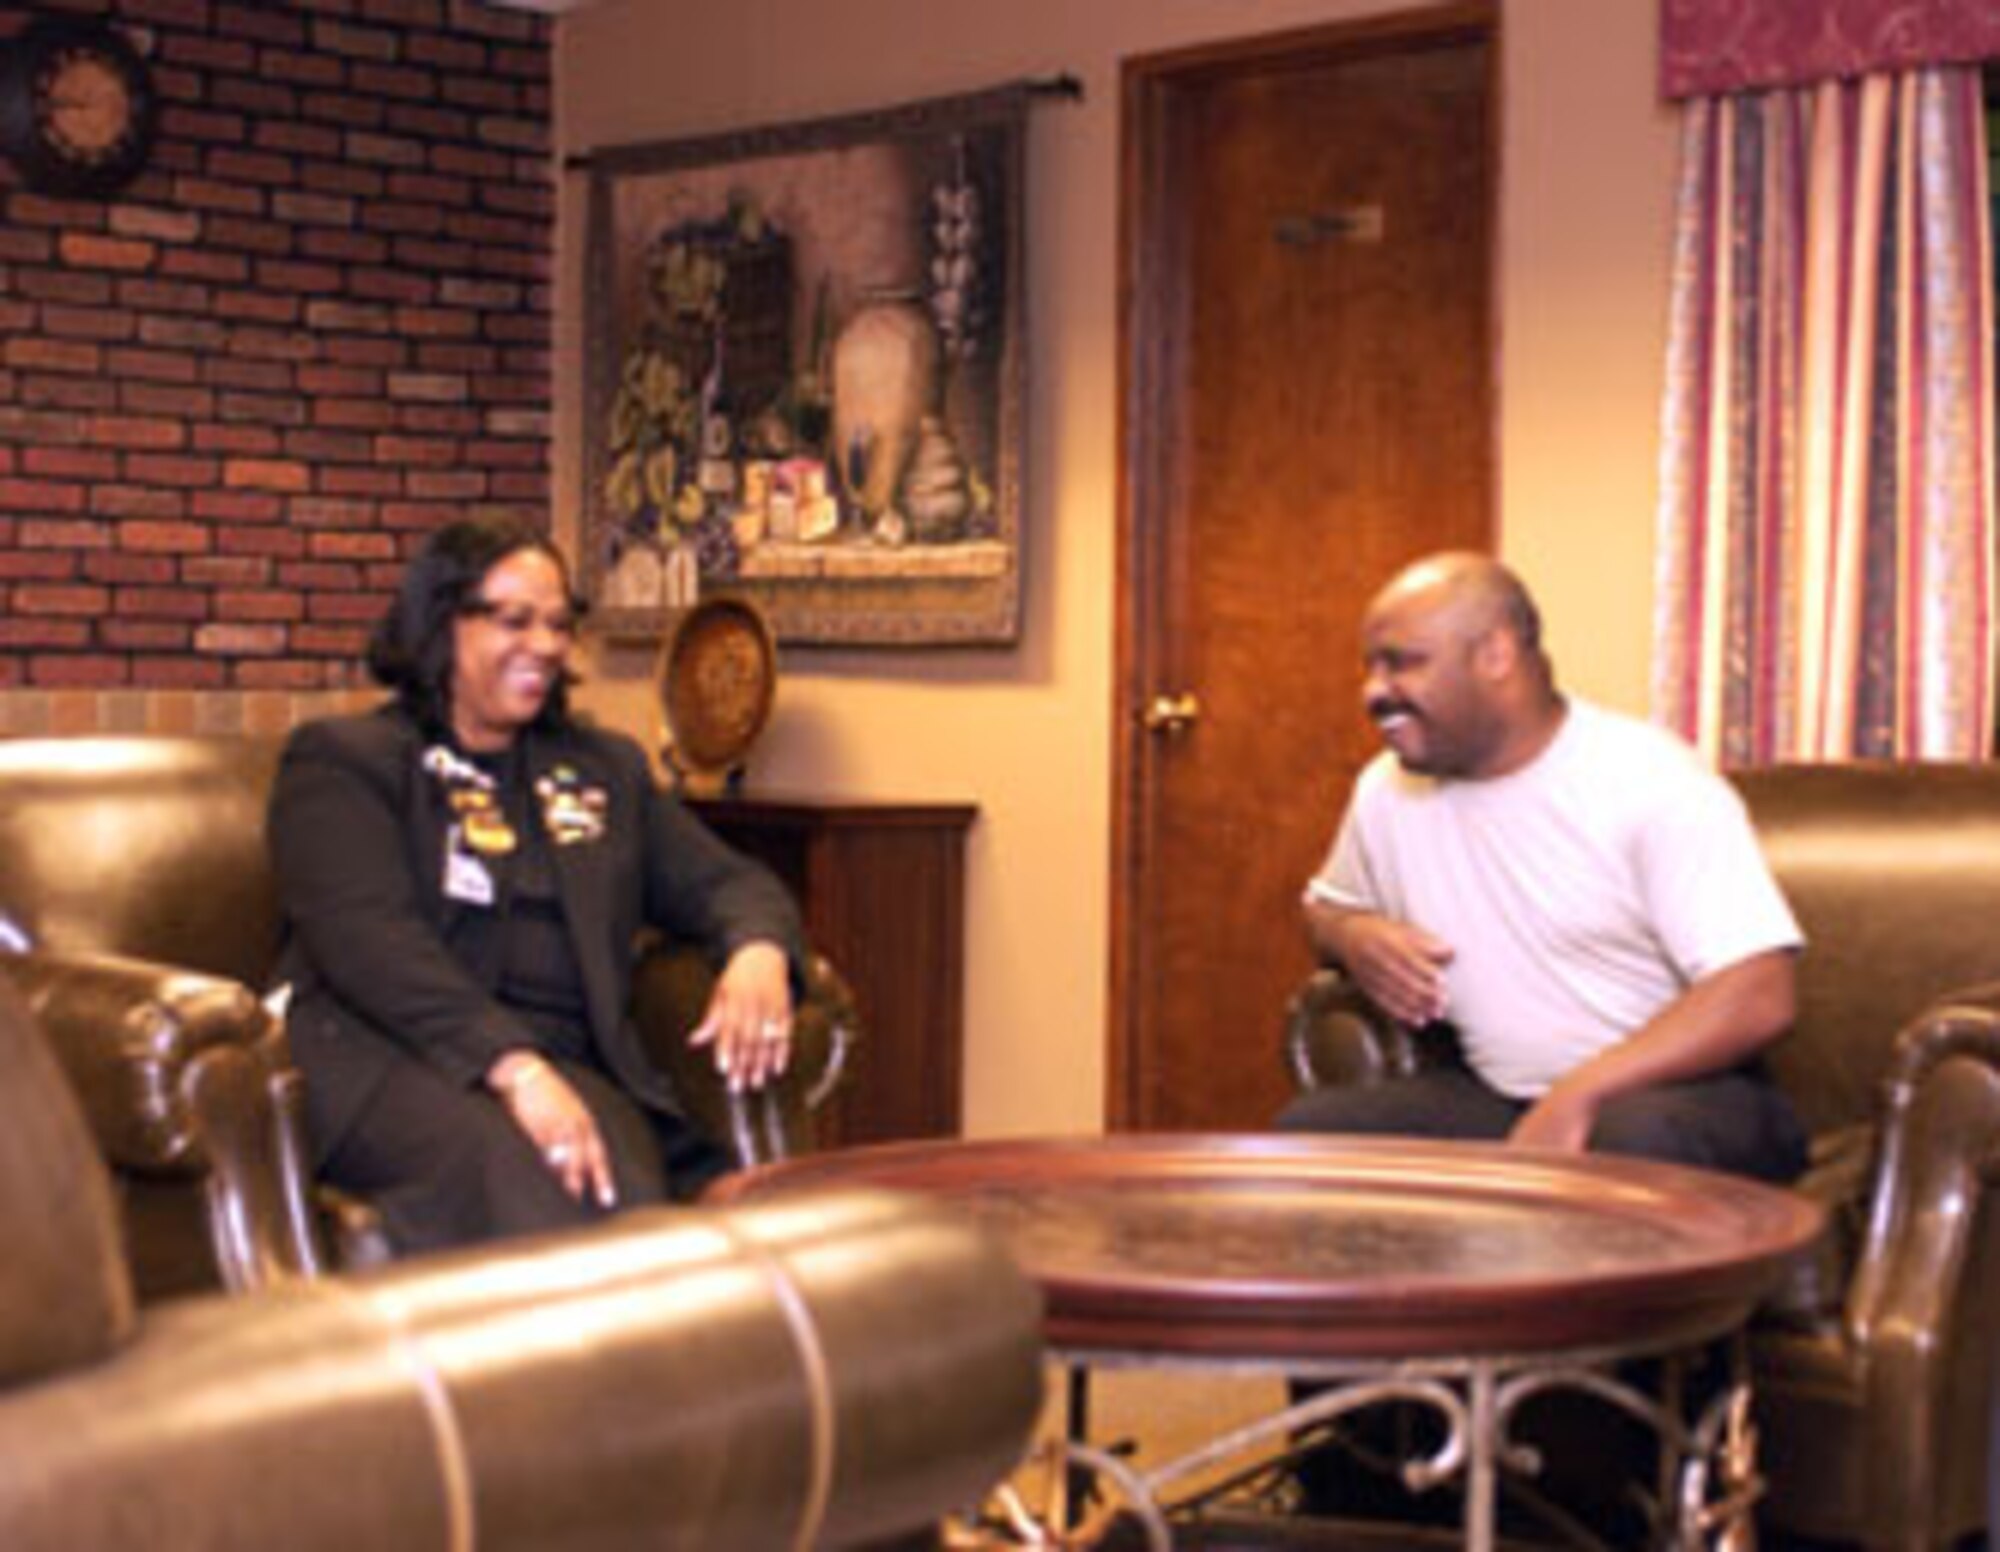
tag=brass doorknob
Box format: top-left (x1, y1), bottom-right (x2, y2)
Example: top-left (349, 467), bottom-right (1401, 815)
top-left (1142, 693), bottom-right (1201, 734)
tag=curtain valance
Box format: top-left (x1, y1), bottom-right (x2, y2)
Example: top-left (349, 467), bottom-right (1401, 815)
top-left (1661, 1), bottom-right (2000, 100)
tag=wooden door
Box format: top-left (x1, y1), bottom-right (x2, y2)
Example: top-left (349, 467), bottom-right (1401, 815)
top-left (1112, 8), bottom-right (1496, 1132)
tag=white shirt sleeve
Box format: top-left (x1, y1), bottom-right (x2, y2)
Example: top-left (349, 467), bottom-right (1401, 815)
top-left (1302, 795), bottom-right (1382, 914)
top-left (1634, 763), bottom-right (1802, 981)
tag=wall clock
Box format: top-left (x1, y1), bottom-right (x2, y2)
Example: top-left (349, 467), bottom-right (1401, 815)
top-left (0, 16), bottom-right (160, 198)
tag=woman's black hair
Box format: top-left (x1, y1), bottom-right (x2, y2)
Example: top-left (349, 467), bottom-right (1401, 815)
top-left (366, 514), bottom-right (584, 737)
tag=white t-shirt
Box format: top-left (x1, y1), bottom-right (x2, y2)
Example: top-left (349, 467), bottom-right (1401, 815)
top-left (1304, 699), bottom-right (1801, 1098)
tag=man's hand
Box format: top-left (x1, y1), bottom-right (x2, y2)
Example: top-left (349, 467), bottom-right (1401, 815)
top-left (1509, 1081), bottom-right (1597, 1152)
top-left (1317, 908), bottom-right (1455, 1027)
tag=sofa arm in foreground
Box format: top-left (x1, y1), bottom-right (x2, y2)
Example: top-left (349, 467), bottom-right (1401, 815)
top-left (0, 1186), bottom-right (1044, 1552)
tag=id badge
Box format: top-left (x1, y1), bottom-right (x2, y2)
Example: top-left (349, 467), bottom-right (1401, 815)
top-left (442, 824), bottom-right (495, 906)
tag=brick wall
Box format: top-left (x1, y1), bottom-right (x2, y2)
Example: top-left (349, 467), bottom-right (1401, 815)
top-left (0, 0), bottom-right (552, 735)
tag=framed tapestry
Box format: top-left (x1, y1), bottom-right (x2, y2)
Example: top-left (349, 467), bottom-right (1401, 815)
top-left (581, 85), bottom-right (1028, 646)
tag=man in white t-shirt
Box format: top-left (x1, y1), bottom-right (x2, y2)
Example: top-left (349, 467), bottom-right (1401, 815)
top-left (1279, 551), bottom-right (1806, 1181)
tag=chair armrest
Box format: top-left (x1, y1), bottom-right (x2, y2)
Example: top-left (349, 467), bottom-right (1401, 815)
top-left (1283, 966), bottom-right (1443, 1091)
top-left (631, 942), bottom-right (858, 1165)
top-left (0, 1190), bottom-right (1044, 1552)
top-left (1847, 986), bottom-right (2000, 1343)
top-left (0, 949), bottom-right (327, 1291)
top-left (1, 950), bottom-right (274, 1170)
top-left (1770, 985), bottom-right (2000, 1535)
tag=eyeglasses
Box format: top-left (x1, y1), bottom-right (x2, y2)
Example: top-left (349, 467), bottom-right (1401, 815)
top-left (460, 599), bottom-right (581, 640)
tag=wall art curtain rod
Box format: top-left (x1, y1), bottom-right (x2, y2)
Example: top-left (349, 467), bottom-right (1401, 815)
top-left (562, 74), bottom-right (1083, 174)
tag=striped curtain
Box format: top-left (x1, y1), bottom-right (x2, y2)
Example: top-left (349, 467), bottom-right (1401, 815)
top-left (1651, 68), bottom-right (1997, 764)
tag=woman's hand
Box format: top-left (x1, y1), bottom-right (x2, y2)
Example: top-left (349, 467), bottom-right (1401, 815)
top-left (688, 940), bottom-right (794, 1093)
top-left (487, 1051), bottom-right (616, 1207)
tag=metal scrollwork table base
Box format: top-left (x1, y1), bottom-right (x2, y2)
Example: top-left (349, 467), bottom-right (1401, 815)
top-left (712, 1134), bottom-right (1825, 1551)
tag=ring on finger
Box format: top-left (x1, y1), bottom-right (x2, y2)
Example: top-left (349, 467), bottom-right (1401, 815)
top-left (546, 1143), bottom-right (573, 1165)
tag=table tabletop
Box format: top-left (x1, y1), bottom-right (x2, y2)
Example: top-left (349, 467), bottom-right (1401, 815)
top-left (710, 1133), bottom-right (1826, 1361)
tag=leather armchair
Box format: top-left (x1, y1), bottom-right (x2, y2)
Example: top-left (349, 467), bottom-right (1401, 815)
top-left (1283, 761), bottom-right (2000, 1551)
top-left (0, 972), bottom-right (1043, 1551)
top-left (0, 734), bottom-right (859, 1301)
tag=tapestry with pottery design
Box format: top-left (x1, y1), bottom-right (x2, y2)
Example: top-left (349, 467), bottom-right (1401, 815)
top-left (580, 85), bottom-right (1029, 646)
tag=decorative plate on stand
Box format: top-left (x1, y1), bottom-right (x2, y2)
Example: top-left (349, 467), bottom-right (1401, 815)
top-left (655, 595), bottom-right (777, 795)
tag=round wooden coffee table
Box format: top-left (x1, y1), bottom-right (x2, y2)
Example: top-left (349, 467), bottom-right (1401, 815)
top-left (713, 1133), bottom-right (1825, 1550)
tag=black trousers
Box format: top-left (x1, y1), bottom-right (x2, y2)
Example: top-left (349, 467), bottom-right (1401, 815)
top-left (322, 1049), bottom-right (731, 1257)
top-left (1275, 1050), bottom-right (1808, 1183)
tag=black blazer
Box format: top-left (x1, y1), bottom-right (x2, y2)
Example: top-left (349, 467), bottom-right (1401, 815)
top-left (267, 705), bottom-right (804, 1160)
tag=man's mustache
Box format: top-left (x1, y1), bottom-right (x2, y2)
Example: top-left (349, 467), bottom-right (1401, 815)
top-left (1368, 697), bottom-right (1418, 725)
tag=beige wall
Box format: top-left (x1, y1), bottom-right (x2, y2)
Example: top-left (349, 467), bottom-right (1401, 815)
top-left (553, 0), bottom-right (1679, 1137)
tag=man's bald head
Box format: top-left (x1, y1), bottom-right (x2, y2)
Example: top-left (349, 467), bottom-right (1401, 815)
top-left (1358, 552), bottom-right (1561, 779)
top-left (1370, 551), bottom-right (1544, 662)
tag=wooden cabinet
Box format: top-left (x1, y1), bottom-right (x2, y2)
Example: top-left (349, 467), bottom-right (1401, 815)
top-left (691, 796), bottom-right (975, 1146)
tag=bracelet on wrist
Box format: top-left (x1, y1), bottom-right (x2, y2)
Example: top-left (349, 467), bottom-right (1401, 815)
top-left (491, 1053), bottom-right (548, 1097)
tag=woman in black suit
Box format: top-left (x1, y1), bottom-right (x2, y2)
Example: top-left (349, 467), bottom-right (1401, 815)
top-left (268, 514), bottom-right (805, 1254)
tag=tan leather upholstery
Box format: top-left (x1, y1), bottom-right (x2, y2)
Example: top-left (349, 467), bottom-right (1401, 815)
top-left (1732, 763), bottom-right (2000, 1552)
top-left (0, 966), bottom-right (1040, 1550)
top-left (0, 735), bottom-right (282, 985)
top-left (0, 1193), bottom-right (1044, 1552)
top-left (1284, 760), bottom-right (2000, 1551)
top-left (0, 735), bottom-right (858, 1301)
top-left (0, 973), bottom-right (135, 1385)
